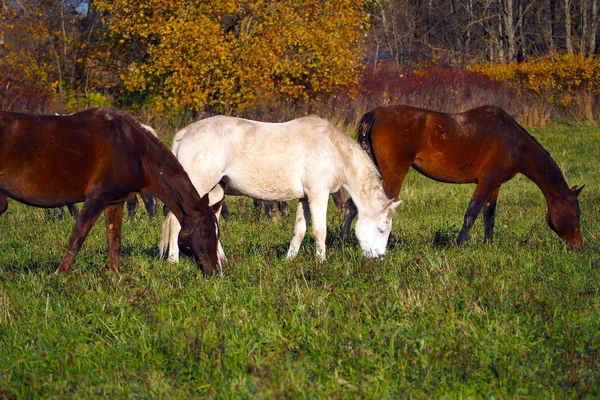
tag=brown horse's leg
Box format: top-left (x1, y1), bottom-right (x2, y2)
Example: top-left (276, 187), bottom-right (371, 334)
top-left (67, 204), bottom-right (79, 218)
top-left (278, 201), bottom-right (289, 217)
top-left (483, 187), bottom-right (500, 243)
top-left (105, 203), bottom-right (125, 272)
top-left (341, 198), bottom-right (358, 243)
top-left (264, 201), bottom-right (275, 218)
top-left (332, 189), bottom-right (346, 214)
top-left (55, 198), bottom-right (107, 274)
top-left (0, 194), bottom-right (8, 217)
top-left (126, 195), bottom-right (139, 219)
top-left (140, 189), bottom-right (157, 218)
top-left (54, 207), bottom-right (65, 220)
top-left (457, 182), bottom-right (497, 246)
top-left (220, 200), bottom-right (230, 221)
top-left (253, 199), bottom-right (263, 218)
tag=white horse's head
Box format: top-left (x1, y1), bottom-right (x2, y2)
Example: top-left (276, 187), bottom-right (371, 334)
top-left (355, 199), bottom-right (402, 258)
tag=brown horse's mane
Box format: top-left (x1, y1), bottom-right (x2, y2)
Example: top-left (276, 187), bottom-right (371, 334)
top-left (509, 115), bottom-right (562, 173)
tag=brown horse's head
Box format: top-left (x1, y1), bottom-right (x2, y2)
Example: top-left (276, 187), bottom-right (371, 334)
top-left (178, 194), bottom-right (222, 275)
top-left (546, 185), bottom-right (584, 250)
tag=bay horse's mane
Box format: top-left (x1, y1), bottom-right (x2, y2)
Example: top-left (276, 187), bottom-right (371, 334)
top-left (505, 111), bottom-right (562, 172)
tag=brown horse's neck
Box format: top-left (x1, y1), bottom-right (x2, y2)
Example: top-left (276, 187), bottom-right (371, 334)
top-left (519, 135), bottom-right (571, 208)
top-left (141, 138), bottom-right (200, 222)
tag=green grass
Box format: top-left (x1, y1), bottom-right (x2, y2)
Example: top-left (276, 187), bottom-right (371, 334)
top-left (1, 123), bottom-right (599, 398)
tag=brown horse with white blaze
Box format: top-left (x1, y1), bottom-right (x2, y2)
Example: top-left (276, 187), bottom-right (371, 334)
top-left (0, 107), bottom-right (221, 275)
top-left (342, 104), bottom-right (584, 249)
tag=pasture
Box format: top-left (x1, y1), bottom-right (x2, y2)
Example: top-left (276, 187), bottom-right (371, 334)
top-left (0, 123), bottom-right (598, 398)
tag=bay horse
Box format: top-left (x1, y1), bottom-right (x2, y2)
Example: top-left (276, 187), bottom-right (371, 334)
top-left (0, 108), bottom-right (221, 275)
top-left (160, 115), bottom-right (401, 262)
top-left (342, 105), bottom-right (584, 249)
top-left (53, 123), bottom-right (159, 219)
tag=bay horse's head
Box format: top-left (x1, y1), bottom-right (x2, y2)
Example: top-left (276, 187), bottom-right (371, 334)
top-left (355, 199), bottom-right (402, 258)
top-left (546, 185), bottom-right (584, 250)
top-left (178, 194), bottom-right (223, 275)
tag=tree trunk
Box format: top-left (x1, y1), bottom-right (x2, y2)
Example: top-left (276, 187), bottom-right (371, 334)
top-left (588, 0), bottom-right (598, 55)
top-left (581, 0), bottom-right (588, 54)
top-left (502, 0), bottom-right (516, 62)
top-left (565, 0), bottom-right (574, 54)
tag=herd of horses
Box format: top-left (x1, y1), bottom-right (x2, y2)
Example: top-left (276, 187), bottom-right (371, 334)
top-left (0, 104), bottom-right (583, 276)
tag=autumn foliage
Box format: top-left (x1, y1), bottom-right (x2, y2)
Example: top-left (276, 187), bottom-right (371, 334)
top-left (94, 0), bottom-right (370, 115)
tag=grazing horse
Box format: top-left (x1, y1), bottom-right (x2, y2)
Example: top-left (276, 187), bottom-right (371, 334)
top-left (342, 105), bottom-right (584, 249)
top-left (160, 115), bottom-right (401, 262)
top-left (54, 122), bottom-right (159, 219)
top-left (0, 108), bottom-right (221, 275)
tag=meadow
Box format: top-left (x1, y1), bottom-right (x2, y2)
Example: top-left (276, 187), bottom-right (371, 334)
top-left (0, 123), bottom-right (598, 398)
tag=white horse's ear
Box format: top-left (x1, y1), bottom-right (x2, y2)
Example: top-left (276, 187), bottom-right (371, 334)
top-left (390, 200), bottom-right (403, 212)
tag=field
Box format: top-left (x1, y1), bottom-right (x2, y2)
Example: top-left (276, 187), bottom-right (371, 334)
top-left (0, 123), bottom-right (599, 398)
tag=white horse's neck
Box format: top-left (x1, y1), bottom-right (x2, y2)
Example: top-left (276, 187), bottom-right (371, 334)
top-left (332, 132), bottom-right (390, 216)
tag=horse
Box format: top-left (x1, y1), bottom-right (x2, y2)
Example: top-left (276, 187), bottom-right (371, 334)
top-left (53, 122), bottom-right (159, 220)
top-left (0, 107), bottom-right (221, 275)
top-left (341, 104), bottom-right (584, 249)
top-left (159, 115), bottom-right (401, 262)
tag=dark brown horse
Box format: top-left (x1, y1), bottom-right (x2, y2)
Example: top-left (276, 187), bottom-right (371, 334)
top-left (342, 105), bottom-right (584, 249)
top-left (0, 107), bottom-right (221, 275)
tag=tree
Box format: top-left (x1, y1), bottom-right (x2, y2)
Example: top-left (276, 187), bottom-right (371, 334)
top-left (95, 0), bottom-right (370, 114)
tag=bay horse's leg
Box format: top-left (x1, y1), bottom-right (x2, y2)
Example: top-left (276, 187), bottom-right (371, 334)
top-left (253, 199), bottom-right (263, 218)
top-left (66, 204), bottom-right (79, 218)
top-left (307, 194), bottom-right (329, 261)
top-left (55, 197), bottom-right (108, 274)
top-left (54, 207), bottom-right (65, 220)
top-left (278, 201), bottom-right (289, 217)
top-left (332, 189), bottom-right (346, 214)
top-left (456, 182), bottom-right (498, 246)
top-left (162, 203), bottom-right (170, 217)
top-left (286, 199), bottom-right (310, 259)
top-left (220, 200), bottom-right (230, 221)
top-left (0, 194), bottom-right (8, 217)
top-left (483, 187), bottom-right (500, 243)
top-left (105, 202), bottom-right (125, 272)
top-left (140, 190), bottom-right (157, 218)
top-left (341, 198), bottom-right (358, 243)
top-left (126, 195), bottom-right (139, 219)
top-left (264, 201), bottom-right (275, 219)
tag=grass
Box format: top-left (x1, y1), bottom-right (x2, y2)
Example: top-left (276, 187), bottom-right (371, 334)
top-left (0, 123), bottom-right (599, 398)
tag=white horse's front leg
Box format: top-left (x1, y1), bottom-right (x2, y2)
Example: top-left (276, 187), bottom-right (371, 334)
top-left (208, 184), bottom-right (227, 263)
top-left (308, 194), bottom-right (329, 262)
top-left (286, 199), bottom-right (310, 259)
top-left (167, 212), bottom-right (181, 262)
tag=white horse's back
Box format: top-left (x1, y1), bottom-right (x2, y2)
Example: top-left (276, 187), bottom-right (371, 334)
top-left (175, 115), bottom-right (344, 201)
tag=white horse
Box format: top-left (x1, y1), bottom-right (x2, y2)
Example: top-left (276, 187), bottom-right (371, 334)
top-left (159, 115), bottom-right (402, 262)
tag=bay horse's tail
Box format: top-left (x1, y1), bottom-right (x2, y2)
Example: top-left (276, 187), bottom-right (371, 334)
top-left (356, 111), bottom-right (379, 170)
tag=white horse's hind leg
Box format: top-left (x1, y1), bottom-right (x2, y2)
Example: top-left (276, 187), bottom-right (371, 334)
top-left (286, 199), bottom-right (310, 259)
top-left (308, 194), bottom-right (329, 262)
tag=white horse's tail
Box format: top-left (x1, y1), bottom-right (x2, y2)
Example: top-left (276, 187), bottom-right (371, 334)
top-left (159, 211), bottom-right (180, 262)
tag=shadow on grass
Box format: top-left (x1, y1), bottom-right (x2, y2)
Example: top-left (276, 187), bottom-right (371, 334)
top-left (433, 224), bottom-right (459, 248)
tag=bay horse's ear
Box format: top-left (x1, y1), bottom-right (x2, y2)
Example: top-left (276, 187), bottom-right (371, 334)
top-left (199, 193), bottom-right (210, 209)
top-left (570, 185), bottom-right (585, 197)
top-left (211, 197), bottom-right (226, 214)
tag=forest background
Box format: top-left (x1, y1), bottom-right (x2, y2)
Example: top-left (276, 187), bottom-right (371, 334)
top-left (2, 0), bottom-right (600, 131)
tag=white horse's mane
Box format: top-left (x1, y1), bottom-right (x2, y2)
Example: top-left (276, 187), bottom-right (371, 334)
top-left (309, 116), bottom-right (389, 208)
